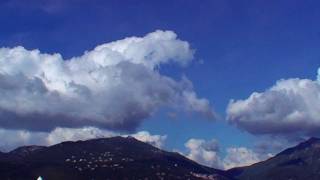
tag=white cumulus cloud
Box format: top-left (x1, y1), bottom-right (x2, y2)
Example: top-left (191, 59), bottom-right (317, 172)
top-left (184, 138), bottom-right (223, 169)
top-left (0, 30), bottom-right (215, 132)
top-left (184, 138), bottom-right (268, 170)
top-left (223, 147), bottom-right (262, 169)
top-left (124, 131), bottom-right (167, 148)
top-left (45, 127), bottom-right (118, 145)
top-left (227, 77), bottom-right (320, 138)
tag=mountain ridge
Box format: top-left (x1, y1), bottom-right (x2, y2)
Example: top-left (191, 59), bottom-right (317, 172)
top-left (0, 136), bottom-right (232, 180)
top-left (227, 137), bottom-right (320, 180)
top-left (2, 136), bottom-right (320, 180)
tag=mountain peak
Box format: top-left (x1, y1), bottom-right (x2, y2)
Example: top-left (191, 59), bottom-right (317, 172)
top-left (229, 137), bottom-right (320, 180)
top-left (277, 137), bottom-right (320, 156)
top-left (305, 137), bottom-right (320, 144)
top-left (0, 137), bottom-right (231, 180)
top-left (9, 145), bottom-right (46, 156)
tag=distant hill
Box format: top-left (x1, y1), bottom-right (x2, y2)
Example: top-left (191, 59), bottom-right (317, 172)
top-left (0, 136), bottom-right (232, 180)
top-left (227, 137), bottom-right (320, 180)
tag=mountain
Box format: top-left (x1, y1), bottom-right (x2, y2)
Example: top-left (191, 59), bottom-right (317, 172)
top-left (9, 146), bottom-right (46, 158)
top-left (0, 136), bottom-right (232, 180)
top-left (227, 137), bottom-right (320, 180)
top-left (3, 136), bottom-right (320, 180)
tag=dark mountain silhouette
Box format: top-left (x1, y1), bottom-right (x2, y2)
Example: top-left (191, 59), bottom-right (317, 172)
top-left (227, 137), bottom-right (320, 180)
top-left (0, 136), bottom-right (232, 180)
top-left (3, 136), bottom-right (320, 180)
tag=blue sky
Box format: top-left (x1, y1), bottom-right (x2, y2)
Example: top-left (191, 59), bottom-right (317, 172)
top-left (1, 0), bottom-right (320, 168)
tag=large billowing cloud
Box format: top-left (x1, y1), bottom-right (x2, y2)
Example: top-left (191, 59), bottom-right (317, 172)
top-left (227, 77), bottom-right (320, 138)
top-left (0, 30), bottom-right (215, 132)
